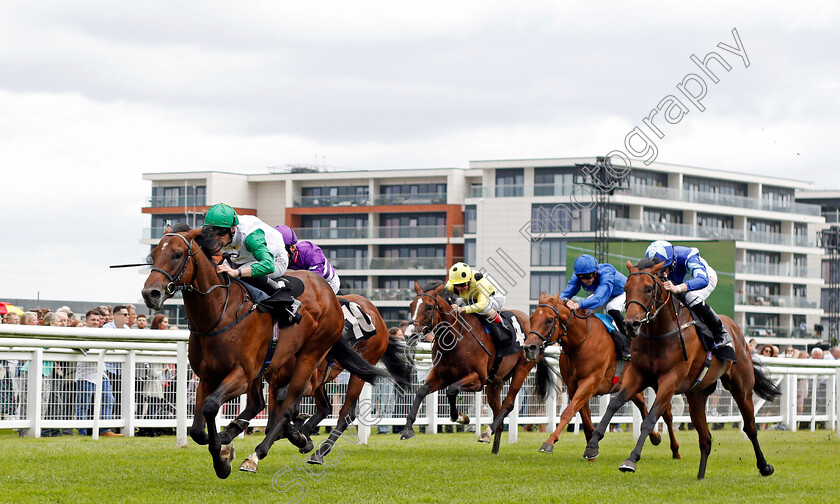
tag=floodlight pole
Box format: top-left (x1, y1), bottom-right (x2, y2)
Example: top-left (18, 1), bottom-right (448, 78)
top-left (819, 226), bottom-right (840, 346)
top-left (577, 157), bottom-right (627, 264)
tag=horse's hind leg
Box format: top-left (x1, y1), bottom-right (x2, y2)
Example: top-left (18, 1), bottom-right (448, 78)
top-left (491, 364), bottom-right (529, 454)
top-left (309, 376), bottom-right (364, 465)
top-left (583, 368), bottom-right (643, 461)
top-left (685, 387), bottom-right (714, 479)
top-left (658, 401), bottom-right (681, 459)
top-left (541, 378), bottom-right (597, 454)
top-left (724, 374), bottom-right (774, 476)
top-left (445, 384), bottom-right (461, 423)
top-left (618, 375), bottom-right (679, 473)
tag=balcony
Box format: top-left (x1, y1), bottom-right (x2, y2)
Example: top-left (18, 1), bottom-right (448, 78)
top-left (339, 288), bottom-right (416, 302)
top-left (296, 227), bottom-right (369, 240)
top-left (369, 257), bottom-right (447, 270)
top-left (610, 218), bottom-right (817, 247)
top-left (373, 193), bottom-right (447, 205)
top-left (296, 225), bottom-right (453, 241)
top-left (146, 195), bottom-right (207, 208)
top-left (467, 183), bottom-right (822, 216)
top-left (735, 262), bottom-right (822, 279)
top-left (375, 225), bottom-right (448, 239)
top-left (736, 293), bottom-right (818, 309)
top-left (293, 195), bottom-right (371, 207)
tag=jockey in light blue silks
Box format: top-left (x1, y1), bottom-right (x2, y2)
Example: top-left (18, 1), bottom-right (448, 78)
top-left (560, 254), bottom-right (631, 360)
top-left (644, 240), bottom-right (735, 359)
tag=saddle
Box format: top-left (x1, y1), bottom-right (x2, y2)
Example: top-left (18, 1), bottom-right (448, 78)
top-left (238, 275), bottom-right (305, 327)
top-left (484, 311), bottom-right (525, 383)
top-left (686, 306), bottom-right (737, 363)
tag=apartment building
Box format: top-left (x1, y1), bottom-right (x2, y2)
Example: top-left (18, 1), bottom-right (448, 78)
top-left (143, 158), bottom-right (825, 336)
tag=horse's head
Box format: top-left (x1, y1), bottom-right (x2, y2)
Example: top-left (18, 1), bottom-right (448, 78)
top-left (623, 258), bottom-right (669, 338)
top-left (408, 280), bottom-right (448, 336)
top-left (142, 230), bottom-right (204, 310)
top-left (525, 293), bottom-right (571, 361)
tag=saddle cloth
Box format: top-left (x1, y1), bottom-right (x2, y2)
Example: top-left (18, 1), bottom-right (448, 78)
top-left (484, 311), bottom-right (526, 357)
top-left (339, 298), bottom-right (377, 342)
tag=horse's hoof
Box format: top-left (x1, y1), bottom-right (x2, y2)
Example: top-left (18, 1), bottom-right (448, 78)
top-left (307, 451), bottom-right (324, 465)
top-left (760, 464), bottom-right (774, 477)
top-left (213, 460), bottom-right (232, 479)
top-left (400, 429), bottom-right (414, 440)
top-left (539, 442), bottom-right (554, 454)
top-left (673, 452), bottom-right (683, 460)
top-left (477, 433), bottom-right (491, 443)
top-left (456, 414), bottom-right (470, 425)
top-left (649, 432), bottom-right (662, 446)
top-left (239, 453), bottom-right (259, 473)
top-left (618, 460), bottom-right (636, 473)
top-left (582, 446), bottom-right (599, 460)
top-left (299, 438), bottom-right (314, 454)
top-left (220, 443), bottom-right (236, 463)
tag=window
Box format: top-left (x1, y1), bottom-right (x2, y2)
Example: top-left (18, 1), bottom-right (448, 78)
top-left (531, 204), bottom-right (595, 233)
top-left (762, 186), bottom-right (793, 206)
top-left (531, 239), bottom-right (564, 266)
top-left (628, 169), bottom-right (667, 188)
top-left (322, 246), bottom-right (367, 269)
top-left (747, 251), bottom-right (780, 264)
top-left (645, 208), bottom-right (683, 224)
top-left (496, 169), bottom-right (524, 197)
top-left (301, 186), bottom-right (369, 206)
top-left (530, 273), bottom-right (565, 299)
top-left (301, 215), bottom-right (368, 239)
top-left (534, 167), bottom-right (578, 196)
top-left (747, 219), bottom-right (781, 234)
top-left (338, 276), bottom-right (368, 295)
top-left (380, 183), bottom-right (446, 204)
top-left (465, 206), bottom-right (477, 234)
top-left (464, 239), bottom-right (476, 265)
top-left (683, 176), bottom-right (747, 197)
top-left (380, 213), bottom-right (445, 238)
top-left (793, 285), bottom-right (807, 298)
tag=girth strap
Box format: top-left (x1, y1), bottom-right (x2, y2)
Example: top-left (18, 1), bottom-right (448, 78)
top-left (608, 360), bottom-right (625, 394)
top-left (256, 320), bottom-right (280, 379)
top-left (688, 351), bottom-right (713, 391)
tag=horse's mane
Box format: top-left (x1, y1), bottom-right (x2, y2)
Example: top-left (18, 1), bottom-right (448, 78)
top-left (636, 257), bottom-right (659, 270)
top-left (192, 229), bottom-right (220, 263)
top-left (422, 279), bottom-right (444, 292)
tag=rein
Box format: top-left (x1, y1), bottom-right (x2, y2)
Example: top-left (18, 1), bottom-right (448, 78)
top-left (153, 232), bottom-right (253, 337)
top-left (412, 292), bottom-right (491, 357)
top-left (626, 270), bottom-right (690, 360)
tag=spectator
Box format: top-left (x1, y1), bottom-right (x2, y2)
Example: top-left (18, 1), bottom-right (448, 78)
top-left (828, 347), bottom-right (840, 360)
top-left (138, 316), bottom-right (170, 436)
top-left (3, 312), bottom-right (20, 325)
top-left (810, 347), bottom-right (824, 360)
top-left (759, 345), bottom-right (775, 358)
top-left (135, 314), bottom-right (148, 329)
top-left (748, 338), bottom-right (759, 358)
top-left (150, 314), bottom-right (169, 330)
top-left (127, 305), bottom-right (137, 329)
top-left (375, 327), bottom-right (403, 434)
top-left (102, 305), bottom-right (130, 434)
top-left (784, 346), bottom-right (799, 359)
top-left (20, 312), bottom-right (38, 325)
top-left (76, 309), bottom-right (121, 437)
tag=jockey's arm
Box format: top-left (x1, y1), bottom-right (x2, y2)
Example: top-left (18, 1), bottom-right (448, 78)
top-left (579, 276), bottom-right (612, 310)
top-left (242, 230), bottom-right (277, 277)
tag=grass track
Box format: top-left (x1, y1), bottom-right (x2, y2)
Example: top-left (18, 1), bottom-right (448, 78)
top-left (1, 427), bottom-right (838, 503)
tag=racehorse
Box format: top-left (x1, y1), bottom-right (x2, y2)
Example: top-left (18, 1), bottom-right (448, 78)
top-left (142, 230), bottom-right (385, 479)
top-left (582, 259), bottom-right (780, 479)
top-left (246, 294), bottom-right (414, 468)
top-left (524, 293), bottom-right (680, 458)
top-left (400, 280), bottom-right (551, 454)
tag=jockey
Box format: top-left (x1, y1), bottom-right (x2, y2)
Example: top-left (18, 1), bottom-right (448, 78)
top-left (644, 240), bottom-right (735, 356)
top-left (200, 203), bottom-right (300, 325)
top-left (444, 261), bottom-right (507, 333)
top-left (275, 225), bottom-right (341, 294)
top-left (560, 254), bottom-right (631, 360)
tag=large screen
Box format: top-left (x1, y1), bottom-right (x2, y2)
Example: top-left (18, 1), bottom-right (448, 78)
top-left (567, 240), bottom-right (735, 316)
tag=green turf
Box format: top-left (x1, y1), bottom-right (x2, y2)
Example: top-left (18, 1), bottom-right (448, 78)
top-left (1, 427), bottom-right (838, 503)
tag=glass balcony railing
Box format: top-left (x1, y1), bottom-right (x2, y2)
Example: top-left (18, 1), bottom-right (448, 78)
top-left (736, 293), bottom-right (818, 309)
top-left (147, 195), bottom-right (207, 208)
top-left (296, 225), bottom-right (454, 240)
top-left (296, 227), bottom-right (370, 240)
top-left (467, 182), bottom-right (822, 216)
top-left (735, 262), bottom-right (823, 279)
top-left (610, 218), bottom-right (817, 247)
top-left (368, 257), bottom-right (446, 270)
top-left (372, 193), bottom-right (447, 205)
top-left (375, 225), bottom-right (448, 239)
top-left (294, 195), bottom-right (371, 207)
top-left (338, 288), bottom-right (416, 302)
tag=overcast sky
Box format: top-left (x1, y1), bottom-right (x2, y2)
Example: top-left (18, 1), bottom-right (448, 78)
top-left (1, 1), bottom-right (838, 305)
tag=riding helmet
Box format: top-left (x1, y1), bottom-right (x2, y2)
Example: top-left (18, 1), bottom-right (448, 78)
top-left (645, 240), bottom-right (675, 267)
top-left (448, 262), bottom-right (473, 285)
top-left (203, 203), bottom-right (239, 228)
top-left (275, 225), bottom-right (298, 245)
top-left (573, 254), bottom-right (598, 276)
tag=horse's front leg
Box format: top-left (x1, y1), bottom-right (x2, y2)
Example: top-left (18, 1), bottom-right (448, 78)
top-left (619, 374), bottom-right (680, 474)
top-left (203, 368), bottom-right (249, 479)
top-left (540, 376), bottom-right (599, 454)
top-left (400, 369), bottom-right (446, 441)
top-left (218, 376), bottom-right (266, 445)
top-left (189, 379), bottom-right (211, 445)
top-left (308, 376), bottom-right (363, 465)
top-left (490, 363), bottom-right (531, 453)
top-left (583, 367), bottom-right (644, 461)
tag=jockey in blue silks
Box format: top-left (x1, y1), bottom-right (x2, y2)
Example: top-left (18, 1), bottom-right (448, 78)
top-left (644, 240), bottom-right (735, 357)
top-left (560, 254), bottom-right (631, 360)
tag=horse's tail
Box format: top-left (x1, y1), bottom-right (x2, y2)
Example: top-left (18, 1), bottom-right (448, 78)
top-left (380, 335), bottom-right (415, 388)
top-left (752, 362), bottom-right (782, 402)
top-left (534, 356), bottom-right (558, 402)
top-left (329, 337), bottom-right (391, 384)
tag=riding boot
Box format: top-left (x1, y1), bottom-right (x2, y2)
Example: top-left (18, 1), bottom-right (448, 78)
top-left (690, 302), bottom-right (737, 363)
top-left (608, 310), bottom-right (627, 337)
top-left (609, 329), bottom-right (632, 361)
top-left (244, 276), bottom-right (301, 326)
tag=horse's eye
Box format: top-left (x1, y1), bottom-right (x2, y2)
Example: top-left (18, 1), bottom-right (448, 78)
top-left (174, 251), bottom-right (183, 260)
top-left (644, 285), bottom-right (653, 294)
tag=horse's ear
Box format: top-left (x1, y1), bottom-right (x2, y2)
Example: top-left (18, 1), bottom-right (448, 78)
top-left (414, 281), bottom-right (422, 294)
top-left (626, 259), bottom-right (637, 273)
top-left (650, 261), bottom-right (665, 275)
top-left (432, 283), bottom-right (445, 295)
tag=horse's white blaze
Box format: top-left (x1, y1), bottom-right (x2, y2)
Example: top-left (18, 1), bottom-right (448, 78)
top-left (412, 298), bottom-right (423, 321)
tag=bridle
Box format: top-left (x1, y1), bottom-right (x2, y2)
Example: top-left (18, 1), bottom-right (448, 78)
top-left (528, 301), bottom-right (591, 353)
top-left (409, 292), bottom-right (442, 334)
top-left (626, 271), bottom-right (672, 325)
top-left (151, 232), bottom-right (250, 337)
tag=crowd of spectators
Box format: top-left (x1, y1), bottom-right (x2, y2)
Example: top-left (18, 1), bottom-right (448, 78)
top-left (0, 304), bottom-right (177, 437)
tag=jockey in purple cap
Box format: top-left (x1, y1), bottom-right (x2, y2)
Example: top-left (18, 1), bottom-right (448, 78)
top-left (275, 225), bottom-right (341, 294)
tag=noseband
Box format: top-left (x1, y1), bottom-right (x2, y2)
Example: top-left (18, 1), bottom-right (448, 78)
top-left (409, 292), bottom-right (443, 334)
top-left (528, 303), bottom-right (568, 352)
top-left (626, 271), bottom-right (671, 325)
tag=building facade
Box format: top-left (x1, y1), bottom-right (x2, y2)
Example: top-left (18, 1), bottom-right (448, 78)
top-left (143, 158), bottom-right (825, 337)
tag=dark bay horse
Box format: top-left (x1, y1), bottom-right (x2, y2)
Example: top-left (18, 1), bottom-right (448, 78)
top-left (401, 280), bottom-right (551, 454)
top-left (251, 294), bottom-right (414, 467)
top-left (142, 230), bottom-right (381, 478)
top-left (524, 293), bottom-right (680, 458)
top-left (582, 259), bottom-right (780, 479)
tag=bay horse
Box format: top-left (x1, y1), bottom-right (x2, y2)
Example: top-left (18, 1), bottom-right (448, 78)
top-left (401, 280), bottom-right (552, 454)
top-left (582, 259), bottom-right (780, 479)
top-left (246, 294), bottom-right (414, 469)
top-left (142, 230), bottom-right (384, 479)
top-left (524, 293), bottom-right (680, 458)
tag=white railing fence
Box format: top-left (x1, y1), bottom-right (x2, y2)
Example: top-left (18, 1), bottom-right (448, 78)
top-left (1, 325), bottom-right (838, 447)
